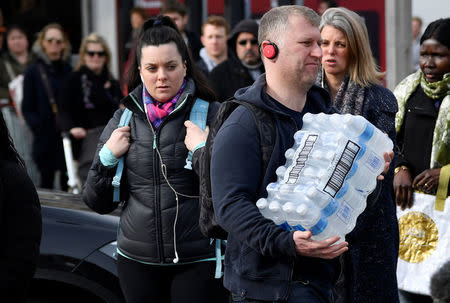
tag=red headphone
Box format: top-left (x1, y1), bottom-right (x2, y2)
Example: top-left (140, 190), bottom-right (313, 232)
top-left (263, 42), bottom-right (279, 59)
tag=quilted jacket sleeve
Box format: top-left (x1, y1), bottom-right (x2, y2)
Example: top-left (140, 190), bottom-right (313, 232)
top-left (83, 108), bottom-right (124, 214)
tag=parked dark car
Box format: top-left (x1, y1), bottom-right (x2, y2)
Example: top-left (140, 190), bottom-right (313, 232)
top-left (28, 189), bottom-right (124, 303)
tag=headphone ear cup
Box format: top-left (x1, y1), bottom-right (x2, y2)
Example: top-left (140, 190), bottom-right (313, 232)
top-left (263, 43), bottom-right (278, 59)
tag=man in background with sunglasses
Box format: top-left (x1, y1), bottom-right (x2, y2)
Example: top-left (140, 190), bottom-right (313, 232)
top-left (210, 19), bottom-right (264, 102)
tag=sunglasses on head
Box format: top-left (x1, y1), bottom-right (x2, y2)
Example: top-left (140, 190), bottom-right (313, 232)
top-left (238, 38), bottom-right (258, 46)
top-left (86, 51), bottom-right (106, 57)
top-left (45, 38), bottom-right (63, 44)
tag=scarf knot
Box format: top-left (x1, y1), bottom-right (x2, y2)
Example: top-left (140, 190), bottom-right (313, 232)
top-left (420, 72), bottom-right (450, 100)
top-left (143, 79), bottom-right (187, 128)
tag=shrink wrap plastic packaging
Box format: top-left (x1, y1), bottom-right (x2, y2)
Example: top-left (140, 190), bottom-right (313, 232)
top-left (257, 113), bottom-right (393, 242)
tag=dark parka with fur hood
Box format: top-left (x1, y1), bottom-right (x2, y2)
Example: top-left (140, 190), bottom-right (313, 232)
top-left (209, 19), bottom-right (265, 102)
top-left (83, 80), bottom-right (219, 263)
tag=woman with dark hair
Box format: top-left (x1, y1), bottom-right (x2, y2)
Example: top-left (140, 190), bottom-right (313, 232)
top-left (83, 16), bottom-right (228, 303)
top-left (0, 24), bottom-right (34, 102)
top-left (0, 24), bottom-right (39, 184)
top-left (59, 33), bottom-right (122, 185)
top-left (317, 7), bottom-right (399, 303)
top-left (0, 111), bottom-right (41, 302)
top-left (393, 18), bottom-right (450, 303)
top-left (22, 23), bottom-right (72, 189)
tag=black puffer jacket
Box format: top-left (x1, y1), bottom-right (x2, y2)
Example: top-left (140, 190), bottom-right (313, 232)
top-left (59, 65), bottom-right (122, 132)
top-left (83, 80), bottom-right (219, 263)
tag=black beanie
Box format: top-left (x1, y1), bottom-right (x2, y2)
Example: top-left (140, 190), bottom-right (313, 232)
top-left (228, 19), bottom-right (259, 49)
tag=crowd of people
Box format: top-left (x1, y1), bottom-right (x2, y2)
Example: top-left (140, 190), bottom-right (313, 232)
top-left (0, 1), bottom-right (449, 303)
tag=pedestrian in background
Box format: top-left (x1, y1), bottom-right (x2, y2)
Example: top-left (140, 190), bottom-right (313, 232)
top-left (209, 19), bottom-right (264, 101)
top-left (430, 260), bottom-right (450, 303)
top-left (411, 16), bottom-right (423, 72)
top-left (0, 110), bottom-right (41, 303)
top-left (161, 1), bottom-right (202, 62)
top-left (0, 24), bottom-right (39, 184)
top-left (394, 17), bottom-right (449, 211)
top-left (0, 25), bottom-right (34, 103)
top-left (317, 0), bottom-right (338, 15)
top-left (123, 7), bottom-right (147, 95)
top-left (59, 33), bottom-right (122, 185)
top-left (196, 16), bottom-right (229, 77)
top-left (394, 18), bottom-right (450, 303)
top-left (317, 7), bottom-right (399, 302)
top-left (22, 23), bottom-right (72, 190)
top-left (83, 16), bottom-right (228, 303)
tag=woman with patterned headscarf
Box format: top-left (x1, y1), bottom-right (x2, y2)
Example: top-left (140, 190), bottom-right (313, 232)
top-left (393, 18), bottom-right (450, 208)
top-left (393, 17), bottom-right (450, 303)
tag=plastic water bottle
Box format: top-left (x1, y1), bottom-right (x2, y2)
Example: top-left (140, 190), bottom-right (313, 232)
top-left (329, 114), bottom-right (393, 159)
top-left (266, 182), bottom-right (282, 201)
top-left (295, 203), bottom-right (329, 236)
top-left (335, 183), bottom-right (367, 213)
top-left (306, 186), bottom-right (338, 217)
top-left (302, 113), bottom-right (329, 132)
top-left (256, 198), bottom-right (290, 230)
top-left (282, 202), bottom-right (305, 231)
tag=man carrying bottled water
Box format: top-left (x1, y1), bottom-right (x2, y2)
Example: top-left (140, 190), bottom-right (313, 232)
top-left (207, 6), bottom-right (392, 303)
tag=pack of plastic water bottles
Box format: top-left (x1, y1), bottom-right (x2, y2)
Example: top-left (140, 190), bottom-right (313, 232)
top-left (256, 113), bottom-right (393, 242)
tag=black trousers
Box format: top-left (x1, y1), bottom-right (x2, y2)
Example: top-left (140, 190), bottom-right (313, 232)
top-left (39, 168), bottom-right (67, 191)
top-left (117, 254), bottom-right (229, 303)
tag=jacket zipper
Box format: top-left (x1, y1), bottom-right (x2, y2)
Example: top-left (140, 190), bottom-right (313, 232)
top-left (129, 92), bottom-right (191, 263)
top-left (284, 259), bottom-right (295, 300)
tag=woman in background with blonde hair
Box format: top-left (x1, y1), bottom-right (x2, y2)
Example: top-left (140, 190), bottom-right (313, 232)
top-left (316, 7), bottom-right (399, 303)
top-left (59, 33), bottom-right (122, 184)
top-left (22, 23), bottom-right (72, 190)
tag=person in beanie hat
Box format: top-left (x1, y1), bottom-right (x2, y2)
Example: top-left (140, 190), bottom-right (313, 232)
top-left (210, 19), bottom-right (264, 101)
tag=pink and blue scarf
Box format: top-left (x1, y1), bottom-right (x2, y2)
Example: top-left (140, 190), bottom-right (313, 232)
top-left (143, 79), bottom-right (186, 129)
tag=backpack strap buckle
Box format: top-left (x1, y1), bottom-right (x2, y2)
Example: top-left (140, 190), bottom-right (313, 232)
top-left (112, 175), bottom-right (121, 188)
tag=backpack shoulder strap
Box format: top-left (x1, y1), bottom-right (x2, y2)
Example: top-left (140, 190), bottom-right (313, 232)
top-left (118, 108), bottom-right (133, 127)
top-left (198, 99), bottom-right (275, 240)
top-left (184, 98), bottom-right (210, 170)
top-left (232, 100), bottom-right (276, 174)
top-left (189, 98), bottom-right (209, 130)
top-left (112, 108), bottom-right (133, 202)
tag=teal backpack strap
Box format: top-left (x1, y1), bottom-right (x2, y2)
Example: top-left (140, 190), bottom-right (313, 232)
top-left (112, 108), bottom-right (133, 202)
top-left (184, 98), bottom-right (209, 170)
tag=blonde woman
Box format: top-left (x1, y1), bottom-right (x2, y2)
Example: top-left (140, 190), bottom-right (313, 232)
top-left (22, 23), bottom-right (72, 189)
top-left (59, 33), bottom-right (122, 184)
top-left (316, 7), bottom-right (399, 303)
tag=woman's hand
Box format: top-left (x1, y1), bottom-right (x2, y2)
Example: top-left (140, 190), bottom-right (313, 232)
top-left (394, 168), bottom-right (413, 210)
top-left (184, 120), bottom-right (209, 152)
top-left (105, 126), bottom-right (131, 158)
top-left (70, 127), bottom-right (87, 139)
top-left (412, 168), bottom-right (441, 195)
top-left (377, 151), bottom-right (394, 180)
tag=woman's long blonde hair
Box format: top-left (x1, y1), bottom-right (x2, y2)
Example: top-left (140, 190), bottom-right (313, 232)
top-left (76, 33), bottom-right (112, 71)
top-left (320, 7), bottom-right (384, 87)
top-left (34, 23), bottom-right (71, 61)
